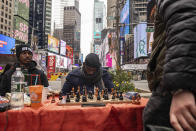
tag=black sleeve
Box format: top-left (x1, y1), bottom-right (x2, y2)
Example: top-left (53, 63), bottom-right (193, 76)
top-left (102, 70), bottom-right (114, 92)
top-left (158, 0), bottom-right (196, 92)
top-left (61, 73), bottom-right (74, 95)
top-left (40, 71), bottom-right (49, 87)
top-left (0, 74), bottom-right (10, 96)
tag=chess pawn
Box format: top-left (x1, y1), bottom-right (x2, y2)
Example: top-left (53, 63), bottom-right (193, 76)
top-left (77, 86), bottom-right (80, 95)
top-left (101, 89), bottom-right (104, 98)
top-left (66, 94), bottom-right (70, 102)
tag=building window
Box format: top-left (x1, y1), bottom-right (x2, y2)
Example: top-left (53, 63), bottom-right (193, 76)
top-left (2, 5), bottom-right (4, 9)
top-left (1, 25), bottom-right (3, 29)
top-left (9, 9), bottom-right (11, 13)
top-left (9, 21), bottom-right (11, 25)
top-left (5, 19), bottom-right (7, 24)
top-left (1, 18), bottom-right (3, 22)
top-left (5, 13), bottom-right (7, 18)
top-left (9, 15), bottom-right (11, 19)
top-left (9, 3), bottom-right (11, 7)
top-left (1, 11), bottom-right (4, 16)
top-left (2, 0), bottom-right (4, 3)
top-left (0, 31), bottom-right (3, 34)
top-left (8, 27), bottom-right (10, 31)
top-left (5, 26), bottom-right (7, 30)
top-left (6, 0), bottom-right (8, 5)
top-left (96, 18), bottom-right (102, 23)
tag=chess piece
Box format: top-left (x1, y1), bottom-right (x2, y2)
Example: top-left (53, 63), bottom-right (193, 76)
top-left (97, 92), bottom-right (101, 100)
top-left (77, 86), bottom-right (80, 95)
top-left (51, 93), bottom-right (55, 103)
top-left (112, 92), bottom-right (115, 99)
top-left (119, 91), bottom-right (123, 100)
top-left (75, 92), bottom-right (80, 102)
top-left (88, 91), bottom-right (93, 99)
top-left (104, 88), bottom-right (109, 100)
top-left (59, 95), bottom-right (63, 100)
top-left (116, 91), bottom-right (119, 98)
top-left (61, 96), bottom-right (66, 104)
top-left (70, 91), bottom-right (74, 98)
top-left (66, 94), bottom-right (70, 102)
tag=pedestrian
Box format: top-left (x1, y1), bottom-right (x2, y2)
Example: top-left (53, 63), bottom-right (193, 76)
top-left (0, 44), bottom-right (49, 96)
top-left (143, 0), bottom-right (196, 131)
top-left (60, 53), bottom-right (114, 95)
top-left (0, 64), bottom-right (12, 84)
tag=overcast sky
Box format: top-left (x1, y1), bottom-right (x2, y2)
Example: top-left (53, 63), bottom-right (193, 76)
top-left (79, 0), bottom-right (107, 59)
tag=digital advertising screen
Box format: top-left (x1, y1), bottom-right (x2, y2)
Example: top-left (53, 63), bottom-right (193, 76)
top-left (134, 23), bottom-right (147, 58)
top-left (120, 0), bottom-right (130, 36)
top-left (60, 40), bottom-right (66, 55)
top-left (0, 34), bottom-right (15, 54)
top-left (48, 35), bottom-right (59, 53)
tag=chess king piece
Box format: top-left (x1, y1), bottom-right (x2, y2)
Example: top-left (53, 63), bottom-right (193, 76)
top-left (75, 92), bottom-right (80, 102)
top-left (119, 91), bottom-right (123, 100)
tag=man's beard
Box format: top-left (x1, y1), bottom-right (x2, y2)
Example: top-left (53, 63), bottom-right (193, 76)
top-left (81, 66), bottom-right (102, 84)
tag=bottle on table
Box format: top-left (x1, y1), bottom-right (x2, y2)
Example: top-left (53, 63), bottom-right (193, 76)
top-left (10, 67), bottom-right (25, 110)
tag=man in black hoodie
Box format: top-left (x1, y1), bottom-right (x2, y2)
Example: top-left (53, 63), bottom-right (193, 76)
top-left (0, 44), bottom-right (49, 96)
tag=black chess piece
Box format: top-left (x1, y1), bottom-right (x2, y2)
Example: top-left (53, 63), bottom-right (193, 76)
top-left (112, 92), bottom-right (115, 99)
top-left (66, 94), bottom-right (70, 102)
top-left (70, 91), bottom-right (74, 98)
top-left (97, 92), bottom-right (101, 100)
top-left (51, 93), bottom-right (55, 103)
top-left (119, 92), bottom-right (123, 100)
top-left (104, 89), bottom-right (109, 100)
top-left (75, 92), bottom-right (80, 102)
top-left (88, 91), bottom-right (93, 99)
top-left (116, 91), bottom-right (119, 98)
top-left (59, 95), bottom-right (63, 100)
top-left (82, 94), bottom-right (87, 102)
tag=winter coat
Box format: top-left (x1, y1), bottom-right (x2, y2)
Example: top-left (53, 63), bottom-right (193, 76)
top-left (143, 0), bottom-right (196, 128)
top-left (61, 67), bottom-right (114, 95)
top-left (0, 61), bottom-right (49, 96)
top-left (147, 0), bottom-right (196, 94)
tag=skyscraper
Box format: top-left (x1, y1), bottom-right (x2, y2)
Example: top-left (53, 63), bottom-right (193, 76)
top-left (63, 1), bottom-right (81, 64)
top-left (52, 0), bottom-right (79, 39)
top-left (92, 0), bottom-right (105, 55)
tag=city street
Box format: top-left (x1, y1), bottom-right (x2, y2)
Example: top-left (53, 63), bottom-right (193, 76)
top-left (133, 80), bottom-right (152, 98)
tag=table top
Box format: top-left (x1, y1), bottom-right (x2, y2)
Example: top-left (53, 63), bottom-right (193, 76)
top-left (0, 97), bottom-right (148, 131)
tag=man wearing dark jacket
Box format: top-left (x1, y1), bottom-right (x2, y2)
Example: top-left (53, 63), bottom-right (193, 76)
top-left (61, 53), bottom-right (114, 95)
top-left (143, 0), bottom-right (196, 131)
top-left (0, 44), bottom-right (49, 96)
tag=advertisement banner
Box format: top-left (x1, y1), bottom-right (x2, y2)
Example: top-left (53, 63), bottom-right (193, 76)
top-left (47, 56), bottom-right (56, 78)
top-left (134, 23), bottom-right (147, 58)
top-left (94, 44), bottom-right (100, 55)
top-left (13, 0), bottom-right (29, 43)
top-left (94, 32), bottom-right (101, 39)
top-left (48, 35), bottom-right (59, 53)
top-left (60, 40), bottom-right (66, 55)
top-left (106, 53), bottom-right (112, 67)
top-left (0, 34), bottom-right (15, 54)
top-left (120, 0), bottom-right (129, 36)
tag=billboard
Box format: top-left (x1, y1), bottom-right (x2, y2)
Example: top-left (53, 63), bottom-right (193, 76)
top-left (60, 40), bottom-right (66, 55)
top-left (48, 35), bottom-right (59, 53)
top-left (94, 44), bottom-right (100, 55)
top-left (94, 32), bottom-right (101, 39)
top-left (0, 34), bottom-right (15, 54)
top-left (120, 0), bottom-right (130, 36)
top-left (13, 0), bottom-right (29, 43)
top-left (47, 55), bottom-right (56, 78)
top-left (134, 23), bottom-right (147, 58)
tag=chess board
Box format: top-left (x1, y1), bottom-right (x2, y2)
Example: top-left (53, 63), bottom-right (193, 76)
top-left (57, 94), bottom-right (140, 106)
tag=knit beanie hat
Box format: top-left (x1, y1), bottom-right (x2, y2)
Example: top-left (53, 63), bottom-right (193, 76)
top-left (16, 44), bottom-right (32, 59)
top-left (85, 53), bottom-right (101, 68)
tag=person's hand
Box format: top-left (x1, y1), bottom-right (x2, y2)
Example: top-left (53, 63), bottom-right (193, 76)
top-left (170, 90), bottom-right (196, 131)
